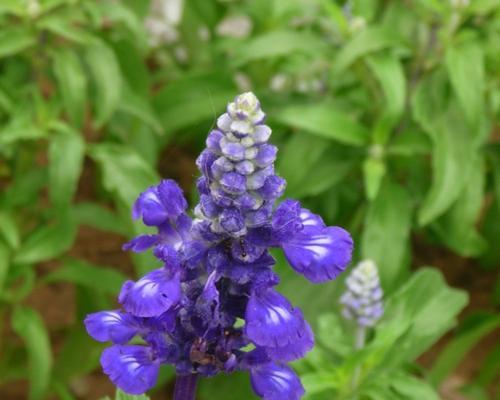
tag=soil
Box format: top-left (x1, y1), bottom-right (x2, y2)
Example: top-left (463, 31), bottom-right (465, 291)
top-left (0, 143), bottom-right (498, 400)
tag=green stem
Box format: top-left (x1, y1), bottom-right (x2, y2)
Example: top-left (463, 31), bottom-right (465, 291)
top-left (351, 326), bottom-right (367, 392)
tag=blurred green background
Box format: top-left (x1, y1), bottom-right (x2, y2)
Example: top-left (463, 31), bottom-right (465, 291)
top-left (0, 0), bottom-right (499, 399)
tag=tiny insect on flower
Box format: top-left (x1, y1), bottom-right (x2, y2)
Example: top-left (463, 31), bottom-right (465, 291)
top-left (84, 92), bottom-right (354, 399)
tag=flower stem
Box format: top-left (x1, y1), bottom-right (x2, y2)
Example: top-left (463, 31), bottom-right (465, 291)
top-left (355, 325), bottom-right (366, 350)
top-left (352, 326), bottom-right (366, 391)
top-left (173, 374), bottom-right (198, 400)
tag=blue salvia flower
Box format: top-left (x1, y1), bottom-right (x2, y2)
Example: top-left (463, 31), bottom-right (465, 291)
top-left (340, 259), bottom-right (384, 328)
top-left (84, 92), bottom-right (354, 399)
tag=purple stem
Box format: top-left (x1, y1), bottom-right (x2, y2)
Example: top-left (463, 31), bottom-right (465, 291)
top-left (173, 374), bottom-right (199, 400)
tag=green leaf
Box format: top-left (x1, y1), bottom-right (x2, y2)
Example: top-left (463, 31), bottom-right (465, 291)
top-left (89, 143), bottom-right (159, 207)
top-left (317, 313), bottom-right (352, 357)
top-left (274, 251), bottom-right (342, 327)
top-left (469, 0), bottom-right (500, 14)
top-left (112, 39), bottom-right (150, 97)
top-left (48, 123), bottom-right (85, 209)
top-left (11, 307), bottom-right (52, 400)
top-left (37, 14), bottom-right (91, 44)
top-left (232, 30), bottom-right (327, 67)
top-left (43, 258), bottom-right (128, 294)
top-left (0, 27), bottom-right (36, 58)
top-left (377, 268), bottom-right (468, 365)
top-left (446, 41), bottom-right (485, 131)
top-left (390, 373), bottom-right (440, 400)
top-left (273, 103), bottom-right (369, 146)
top-left (295, 155), bottom-right (353, 199)
top-left (361, 383), bottom-right (401, 400)
top-left (0, 210), bottom-right (20, 248)
top-left (411, 69), bottom-right (449, 137)
top-left (0, 86), bottom-right (14, 113)
top-left (475, 343), bottom-right (500, 387)
top-left (52, 381), bottom-right (79, 400)
top-left (199, 371), bottom-right (255, 400)
top-left (459, 384), bottom-right (490, 400)
top-left (0, 241), bottom-right (9, 291)
top-left (13, 215), bottom-right (77, 264)
top-left (277, 134), bottom-right (328, 195)
top-left (433, 154), bottom-right (486, 256)
top-left (333, 26), bottom-right (403, 73)
top-left (118, 87), bottom-right (163, 135)
top-left (387, 130), bottom-right (431, 156)
top-left (52, 48), bottom-right (87, 126)
top-left (366, 53), bottom-right (406, 142)
top-left (85, 40), bottom-right (122, 127)
top-left (73, 202), bottom-right (129, 236)
top-left (429, 313), bottom-right (500, 385)
top-left (491, 147), bottom-right (500, 208)
top-left (53, 327), bottom-right (104, 382)
top-left (0, 169), bottom-right (47, 209)
top-left (278, 135), bottom-right (354, 198)
top-left (362, 157), bottom-right (386, 201)
top-left (0, 111), bottom-right (45, 145)
top-left (95, 2), bottom-right (147, 48)
top-left (153, 72), bottom-right (235, 133)
top-left (88, 144), bottom-right (158, 277)
top-left (0, 1), bottom-right (25, 16)
top-left (301, 372), bottom-right (339, 396)
top-left (418, 106), bottom-right (475, 225)
top-left (361, 180), bottom-right (412, 291)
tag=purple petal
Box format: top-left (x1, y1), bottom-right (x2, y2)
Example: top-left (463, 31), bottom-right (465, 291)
top-left (211, 156), bottom-right (234, 180)
top-left (195, 271), bottom-right (220, 325)
top-left (282, 224), bottom-right (353, 283)
top-left (258, 176), bottom-right (286, 201)
top-left (199, 194), bottom-right (221, 219)
top-left (245, 289), bottom-right (307, 348)
top-left (196, 177), bottom-right (210, 195)
top-left (299, 208), bottom-right (325, 231)
top-left (254, 144), bottom-right (277, 168)
top-left (206, 129), bottom-right (223, 151)
top-left (152, 244), bottom-right (181, 269)
top-left (157, 179), bottom-right (188, 218)
top-left (101, 345), bottom-right (159, 395)
top-left (132, 180), bottom-right (188, 227)
top-left (231, 238), bottom-right (266, 263)
top-left (220, 139), bottom-right (246, 161)
top-left (271, 200), bottom-right (303, 241)
top-left (245, 204), bottom-right (273, 228)
top-left (123, 235), bottom-right (158, 252)
top-left (220, 172), bottom-right (246, 195)
top-left (265, 314), bottom-right (314, 362)
top-left (84, 310), bottom-right (138, 344)
top-left (135, 188), bottom-right (167, 226)
top-left (235, 160), bottom-right (255, 175)
top-left (234, 193), bottom-right (262, 211)
top-left (119, 268), bottom-right (181, 317)
top-left (219, 207), bottom-right (245, 235)
top-left (196, 149), bottom-right (218, 179)
top-left (246, 166), bottom-right (274, 190)
top-left (250, 362), bottom-right (304, 400)
top-left (253, 125), bottom-right (272, 144)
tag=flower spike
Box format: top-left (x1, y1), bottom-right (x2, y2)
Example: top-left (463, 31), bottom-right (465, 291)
top-left (85, 92), bottom-right (353, 399)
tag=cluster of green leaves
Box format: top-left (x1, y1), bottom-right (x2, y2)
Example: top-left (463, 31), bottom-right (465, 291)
top-left (296, 269), bottom-right (469, 400)
top-left (0, 0), bottom-right (498, 399)
top-left (0, 1), bottom-right (168, 399)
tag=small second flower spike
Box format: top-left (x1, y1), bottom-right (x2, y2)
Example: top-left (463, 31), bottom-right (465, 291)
top-left (340, 259), bottom-right (384, 327)
top-left (85, 92), bottom-right (354, 400)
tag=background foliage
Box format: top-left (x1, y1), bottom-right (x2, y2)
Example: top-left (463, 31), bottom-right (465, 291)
top-left (0, 0), bottom-right (499, 399)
